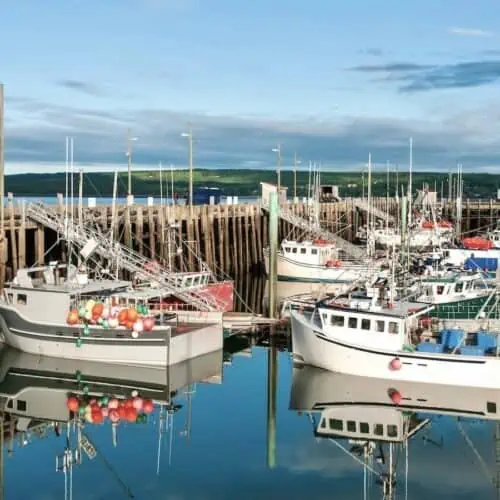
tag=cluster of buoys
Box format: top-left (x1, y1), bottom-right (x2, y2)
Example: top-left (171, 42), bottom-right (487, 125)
top-left (325, 260), bottom-right (341, 268)
top-left (66, 391), bottom-right (155, 424)
top-left (66, 300), bottom-right (155, 338)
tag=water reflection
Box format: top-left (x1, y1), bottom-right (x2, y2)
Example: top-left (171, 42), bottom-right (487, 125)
top-left (0, 319), bottom-right (499, 498)
top-left (290, 364), bottom-right (500, 499)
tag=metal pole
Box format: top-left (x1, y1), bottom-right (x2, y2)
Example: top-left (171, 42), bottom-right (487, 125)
top-left (275, 144), bottom-right (281, 195)
top-left (188, 127), bottom-right (193, 216)
top-left (266, 333), bottom-right (277, 469)
top-left (268, 192), bottom-right (279, 318)
top-left (127, 128), bottom-right (132, 196)
top-left (293, 152), bottom-right (297, 199)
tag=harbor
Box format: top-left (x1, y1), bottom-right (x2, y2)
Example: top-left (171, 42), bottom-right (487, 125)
top-left (3, 0), bottom-right (500, 494)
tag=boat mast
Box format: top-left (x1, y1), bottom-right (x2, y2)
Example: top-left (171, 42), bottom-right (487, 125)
top-left (367, 153), bottom-right (373, 257)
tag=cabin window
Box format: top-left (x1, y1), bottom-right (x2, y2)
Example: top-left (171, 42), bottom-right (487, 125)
top-left (16, 294), bottom-right (27, 305)
top-left (361, 319), bottom-right (371, 331)
top-left (331, 315), bottom-right (345, 327)
top-left (487, 402), bottom-right (497, 414)
top-left (7, 400), bottom-right (13, 409)
top-left (455, 283), bottom-right (464, 293)
top-left (437, 286), bottom-right (445, 295)
top-left (388, 322), bottom-right (399, 334)
top-left (300, 248), bottom-right (306, 254)
top-left (320, 419), bottom-right (326, 428)
top-left (387, 425), bottom-right (398, 437)
top-left (311, 249), bottom-right (318, 255)
top-left (348, 317), bottom-right (358, 329)
top-left (7, 293), bottom-right (13, 303)
top-left (376, 320), bottom-right (385, 333)
top-left (374, 424), bottom-right (384, 436)
top-left (17, 400), bottom-right (27, 412)
top-left (285, 247), bottom-right (291, 253)
top-left (329, 419), bottom-right (343, 431)
top-left (292, 248), bottom-right (297, 253)
top-left (360, 422), bottom-right (369, 434)
top-left (347, 421), bottom-right (356, 432)
top-left (322, 313), bottom-right (328, 325)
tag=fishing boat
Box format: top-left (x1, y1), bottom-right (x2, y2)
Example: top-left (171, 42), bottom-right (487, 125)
top-left (290, 280), bottom-right (500, 388)
top-left (263, 239), bottom-right (373, 286)
top-left (413, 270), bottom-right (497, 320)
top-left (370, 218), bottom-right (453, 250)
top-left (0, 262), bottom-right (223, 366)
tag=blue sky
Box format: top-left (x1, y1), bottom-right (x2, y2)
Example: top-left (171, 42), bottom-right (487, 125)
top-left (2, 0), bottom-right (500, 172)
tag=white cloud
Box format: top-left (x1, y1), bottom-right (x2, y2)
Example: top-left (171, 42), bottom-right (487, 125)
top-left (448, 27), bottom-right (496, 38)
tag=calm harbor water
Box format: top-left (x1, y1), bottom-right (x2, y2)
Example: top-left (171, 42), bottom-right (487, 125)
top-left (3, 340), bottom-right (500, 500)
top-left (3, 279), bottom-right (500, 500)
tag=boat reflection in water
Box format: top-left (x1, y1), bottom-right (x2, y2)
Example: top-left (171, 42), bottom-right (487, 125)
top-left (290, 364), bottom-right (500, 499)
top-left (0, 344), bottom-right (223, 498)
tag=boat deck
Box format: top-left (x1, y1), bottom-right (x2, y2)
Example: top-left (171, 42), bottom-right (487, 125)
top-left (321, 297), bottom-right (432, 318)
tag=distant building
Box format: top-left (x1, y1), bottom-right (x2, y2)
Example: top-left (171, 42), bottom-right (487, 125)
top-left (260, 182), bottom-right (288, 205)
top-left (319, 185), bottom-right (341, 202)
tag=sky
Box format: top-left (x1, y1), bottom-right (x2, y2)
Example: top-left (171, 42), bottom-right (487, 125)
top-left (2, 0), bottom-right (500, 173)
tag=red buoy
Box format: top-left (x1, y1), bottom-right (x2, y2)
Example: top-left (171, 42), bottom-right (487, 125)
top-left (109, 409), bottom-right (120, 423)
top-left (142, 399), bottom-right (154, 414)
top-left (125, 407), bottom-right (138, 422)
top-left (91, 409), bottom-right (104, 424)
top-left (67, 396), bottom-right (79, 412)
top-left (388, 388), bottom-right (402, 405)
top-left (389, 357), bottom-right (402, 371)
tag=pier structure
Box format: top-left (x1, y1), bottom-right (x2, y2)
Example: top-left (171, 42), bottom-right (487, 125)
top-left (0, 194), bottom-right (498, 289)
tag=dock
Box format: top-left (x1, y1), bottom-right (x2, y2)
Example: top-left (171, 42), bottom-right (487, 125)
top-left (0, 195), bottom-right (499, 289)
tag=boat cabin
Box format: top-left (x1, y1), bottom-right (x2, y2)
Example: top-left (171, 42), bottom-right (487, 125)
top-left (314, 291), bottom-right (433, 351)
top-left (315, 406), bottom-right (428, 443)
top-left (280, 240), bottom-right (339, 266)
top-left (2, 263), bottom-right (130, 324)
top-left (418, 271), bottom-right (488, 305)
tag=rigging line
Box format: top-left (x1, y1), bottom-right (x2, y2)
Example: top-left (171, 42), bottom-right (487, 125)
top-left (456, 420), bottom-right (494, 486)
top-left (82, 431), bottom-right (135, 499)
top-left (328, 438), bottom-right (383, 478)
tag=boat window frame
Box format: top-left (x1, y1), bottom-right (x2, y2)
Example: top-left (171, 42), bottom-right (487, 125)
top-left (361, 318), bottom-right (371, 331)
top-left (376, 320), bottom-right (385, 333)
top-left (16, 293), bottom-right (27, 305)
top-left (374, 424), bottom-right (384, 436)
top-left (388, 321), bottom-right (399, 334)
top-left (359, 422), bottom-right (369, 434)
top-left (348, 317), bottom-right (358, 329)
top-left (331, 315), bottom-right (345, 327)
top-left (329, 419), bottom-right (343, 431)
top-left (387, 425), bottom-right (398, 437)
top-left (311, 249), bottom-right (318, 255)
top-left (300, 248), bottom-right (307, 254)
top-left (346, 420), bottom-right (356, 432)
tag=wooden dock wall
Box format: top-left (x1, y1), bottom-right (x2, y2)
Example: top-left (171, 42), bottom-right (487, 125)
top-left (1, 197), bottom-right (499, 286)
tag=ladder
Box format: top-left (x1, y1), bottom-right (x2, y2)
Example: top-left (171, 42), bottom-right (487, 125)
top-left (26, 202), bottom-right (227, 312)
top-left (262, 202), bottom-right (368, 260)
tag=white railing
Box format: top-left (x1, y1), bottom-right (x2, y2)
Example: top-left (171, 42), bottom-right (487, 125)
top-left (27, 202), bottom-right (228, 312)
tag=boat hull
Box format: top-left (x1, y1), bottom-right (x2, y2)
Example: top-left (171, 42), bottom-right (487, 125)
top-left (0, 305), bottom-right (222, 367)
top-left (291, 310), bottom-right (500, 388)
top-left (426, 294), bottom-right (496, 320)
top-left (264, 252), bottom-right (366, 284)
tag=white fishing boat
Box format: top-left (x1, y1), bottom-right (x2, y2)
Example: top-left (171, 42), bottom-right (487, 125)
top-left (263, 239), bottom-right (373, 286)
top-left (413, 270), bottom-right (496, 320)
top-left (290, 281), bottom-right (500, 388)
top-left (0, 263), bottom-right (222, 366)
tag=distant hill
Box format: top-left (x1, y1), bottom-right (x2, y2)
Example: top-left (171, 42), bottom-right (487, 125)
top-left (4, 169), bottom-right (499, 199)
